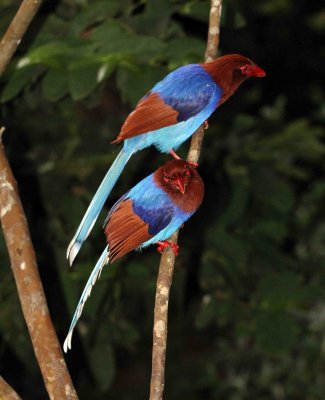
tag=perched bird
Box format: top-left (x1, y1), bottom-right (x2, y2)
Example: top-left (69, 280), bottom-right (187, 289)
top-left (63, 159), bottom-right (204, 351)
top-left (67, 54), bottom-right (265, 264)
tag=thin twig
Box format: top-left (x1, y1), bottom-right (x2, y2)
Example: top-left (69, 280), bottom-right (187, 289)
top-left (149, 1), bottom-right (223, 399)
top-left (0, 0), bottom-right (43, 76)
top-left (0, 131), bottom-right (78, 399)
top-left (0, 376), bottom-right (22, 400)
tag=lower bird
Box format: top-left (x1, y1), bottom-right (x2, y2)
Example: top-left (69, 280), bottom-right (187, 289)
top-left (63, 159), bottom-right (204, 352)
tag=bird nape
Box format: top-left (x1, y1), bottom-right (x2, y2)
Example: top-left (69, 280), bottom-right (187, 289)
top-left (66, 53), bottom-right (265, 266)
top-left (63, 159), bottom-right (204, 352)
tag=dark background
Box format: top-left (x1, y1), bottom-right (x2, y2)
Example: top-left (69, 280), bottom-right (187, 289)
top-left (0, 0), bottom-right (324, 398)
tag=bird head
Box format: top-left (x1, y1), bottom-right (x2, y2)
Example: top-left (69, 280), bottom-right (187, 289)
top-left (202, 54), bottom-right (266, 106)
top-left (161, 160), bottom-right (192, 195)
top-left (155, 159), bottom-right (204, 212)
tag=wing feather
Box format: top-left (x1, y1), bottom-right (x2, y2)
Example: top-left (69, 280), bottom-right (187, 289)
top-left (105, 199), bottom-right (152, 262)
top-left (112, 65), bottom-right (219, 143)
top-left (104, 197), bottom-right (174, 262)
top-left (112, 92), bottom-right (178, 143)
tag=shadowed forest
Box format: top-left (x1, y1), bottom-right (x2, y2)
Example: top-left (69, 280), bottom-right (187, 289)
top-left (0, 0), bottom-right (324, 399)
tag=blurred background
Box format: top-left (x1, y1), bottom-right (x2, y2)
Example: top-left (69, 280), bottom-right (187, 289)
top-left (0, 0), bottom-right (324, 398)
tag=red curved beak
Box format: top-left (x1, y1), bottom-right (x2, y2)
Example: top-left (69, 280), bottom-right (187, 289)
top-left (175, 177), bottom-right (186, 194)
top-left (249, 64), bottom-right (266, 77)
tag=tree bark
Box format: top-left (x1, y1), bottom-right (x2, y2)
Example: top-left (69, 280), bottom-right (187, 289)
top-left (149, 1), bottom-right (223, 399)
top-left (0, 129), bottom-right (78, 400)
top-left (0, 0), bottom-right (43, 76)
top-left (0, 377), bottom-right (22, 400)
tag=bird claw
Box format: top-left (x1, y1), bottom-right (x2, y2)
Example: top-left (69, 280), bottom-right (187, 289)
top-left (156, 241), bottom-right (179, 256)
top-left (187, 161), bottom-right (199, 168)
top-left (204, 120), bottom-right (209, 130)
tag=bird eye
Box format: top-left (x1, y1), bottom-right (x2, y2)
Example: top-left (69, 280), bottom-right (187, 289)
top-left (239, 64), bottom-right (249, 74)
top-left (163, 172), bottom-right (174, 184)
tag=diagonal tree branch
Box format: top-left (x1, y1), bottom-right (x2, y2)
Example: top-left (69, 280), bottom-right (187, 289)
top-left (0, 376), bottom-right (22, 400)
top-left (0, 128), bottom-right (78, 399)
top-left (149, 1), bottom-right (223, 399)
top-left (0, 0), bottom-right (44, 77)
top-left (0, 3), bottom-right (78, 398)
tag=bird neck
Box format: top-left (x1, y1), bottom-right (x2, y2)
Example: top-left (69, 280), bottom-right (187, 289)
top-left (202, 58), bottom-right (248, 107)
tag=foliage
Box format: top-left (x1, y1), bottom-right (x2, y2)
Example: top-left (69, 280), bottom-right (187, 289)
top-left (0, 0), bottom-right (324, 399)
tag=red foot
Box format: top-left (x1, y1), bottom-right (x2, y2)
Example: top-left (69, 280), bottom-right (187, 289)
top-left (187, 160), bottom-right (199, 168)
top-left (169, 150), bottom-right (199, 168)
top-left (204, 120), bottom-right (209, 130)
top-left (156, 241), bottom-right (179, 256)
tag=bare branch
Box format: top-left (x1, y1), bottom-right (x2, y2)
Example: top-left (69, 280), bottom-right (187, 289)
top-left (205, 0), bottom-right (223, 62)
top-left (0, 0), bottom-right (43, 76)
top-left (149, 231), bottom-right (179, 400)
top-left (0, 376), bottom-right (22, 400)
top-left (149, 1), bottom-right (223, 399)
top-left (0, 131), bottom-right (78, 399)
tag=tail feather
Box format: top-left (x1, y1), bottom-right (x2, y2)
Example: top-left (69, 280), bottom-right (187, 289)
top-left (63, 247), bottom-right (109, 353)
top-left (67, 147), bottom-right (134, 265)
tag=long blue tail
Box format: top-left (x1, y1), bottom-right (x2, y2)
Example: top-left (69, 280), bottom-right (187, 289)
top-left (63, 247), bottom-right (109, 352)
top-left (67, 147), bottom-right (134, 265)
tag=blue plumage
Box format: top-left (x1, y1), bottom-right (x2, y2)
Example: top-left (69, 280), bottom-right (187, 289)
top-left (132, 203), bottom-right (172, 236)
top-left (67, 148), bottom-right (134, 264)
top-left (63, 246), bottom-right (108, 353)
top-left (127, 174), bottom-right (189, 245)
top-left (152, 64), bottom-right (219, 122)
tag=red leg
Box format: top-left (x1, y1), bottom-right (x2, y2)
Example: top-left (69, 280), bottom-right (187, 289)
top-left (156, 241), bottom-right (179, 256)
top-left (169, 150), bottom-right (199, 168)
top-left (169, 149), bottom-right (181, 160)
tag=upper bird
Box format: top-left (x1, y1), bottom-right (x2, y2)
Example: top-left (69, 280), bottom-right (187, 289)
top-left (63, 159), bottom-right (204, 351)
top-left (67, 54), bottom-right (265, 265)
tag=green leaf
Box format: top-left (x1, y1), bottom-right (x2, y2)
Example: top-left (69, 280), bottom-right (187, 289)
top-left (256, 271), bottom-right (307, 311)
top-left (126, 0), bottom-right (174, 36)
top-left (126, 35), bottom-right (166, 58)
top-left (261, 119), bottom-right (324, 162)
top-left (27, 41), bottom-right (70, 67)
top-left (90, 20), bottom-right (131, 51)
top-left (256, 310), bottom-right (299, 353)
top-left (249, 220), bottom-right (288, 242)
top-left (68, 61), bottom-right (103, 100)
top-left (1, 65), bottom-right (43, 103)
top-left (180, 1), bottom-right (211, 22)
top-left (252, 173), bottom-right (295, 214)
top-left (91, 20), bottom-right (165, 58)
top-left (163, 37), bottom-right (205, 66)
top-left (117, 64), bottom-right (167, 106)
top-left (42, 69), bottom-right (69, 101)
top-left (70, 0), bottom-right (127, 36)
top-left (217, 166), bottom-right (250, 228)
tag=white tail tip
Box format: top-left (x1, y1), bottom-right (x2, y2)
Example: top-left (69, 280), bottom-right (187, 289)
top-left (66, 240), bottom-right (81, 266)
top-left (63, 331), bottom-right (73, 353)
